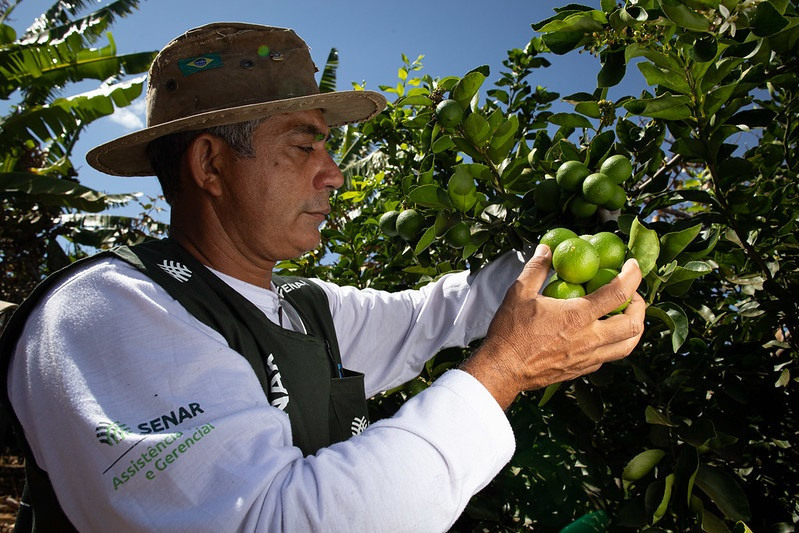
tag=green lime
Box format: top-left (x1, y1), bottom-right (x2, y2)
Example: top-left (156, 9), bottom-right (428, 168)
top-left (569, 196), bottom-right (598, 218)
top-left (603, 184), bottom-right (627, 211)
top-left (556, 160), bottom-right (590, 192)
top-left (396, 209), bottom-right (425, 241)
top-left (534, 178), bottom-right (561, 213)
top-left (599, 154), bottom-right (633, 184)
top-left (436, 99), bottom-right (464, 128)
top-left (587, 232), bottom-right (627, 270)
top-left (581, 172), bottom-right (615, 205)
top-left (552, 237), bottom-right (601, 284)
top-left (444, 222), bottom-right (471, 248)
top-left (540, 227), bottom-right (578, 252)
top-left (542, 279), bottom-right (586, 299)
top-left (585, 268), bottom-right (619, 293)
top-left (378, 210), bottom-right (400, 237)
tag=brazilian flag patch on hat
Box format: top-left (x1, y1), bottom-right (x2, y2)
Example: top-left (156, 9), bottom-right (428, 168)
top-left (178, 53), bottom-right (223, 76)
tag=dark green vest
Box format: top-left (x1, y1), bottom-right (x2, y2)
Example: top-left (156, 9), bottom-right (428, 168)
top-left (0, 238), bottom-right (369, 531)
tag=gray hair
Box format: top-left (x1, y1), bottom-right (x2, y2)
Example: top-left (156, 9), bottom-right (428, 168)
top-left (147, 119), bottom-right (264, 204)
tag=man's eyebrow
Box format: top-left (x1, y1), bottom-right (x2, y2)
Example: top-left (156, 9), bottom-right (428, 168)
top-left (288, 123), bottom-right (328, 142)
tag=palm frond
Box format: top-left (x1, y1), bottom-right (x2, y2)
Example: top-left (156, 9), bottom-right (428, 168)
top-left (25, 0), bottom-right (142, 44)
top-left (319, 47), bottom-right (338, 93)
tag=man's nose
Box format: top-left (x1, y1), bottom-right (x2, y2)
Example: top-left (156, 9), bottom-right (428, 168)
top-left (315, 152), bottom-right (345, 191)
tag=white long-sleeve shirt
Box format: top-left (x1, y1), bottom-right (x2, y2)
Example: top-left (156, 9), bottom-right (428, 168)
top-left (9, 251), bottom-right (525, 532)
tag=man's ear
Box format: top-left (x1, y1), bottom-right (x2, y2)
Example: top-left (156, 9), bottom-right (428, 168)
top-left (184, 133), bottom-right (229, 197)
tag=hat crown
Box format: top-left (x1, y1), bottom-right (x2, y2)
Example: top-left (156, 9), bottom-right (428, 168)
top-left (147, 23), bottom-right (320, 128)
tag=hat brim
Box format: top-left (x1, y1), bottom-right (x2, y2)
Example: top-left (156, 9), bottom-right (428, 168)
top-left (86, 90), bottom-right (387, 177)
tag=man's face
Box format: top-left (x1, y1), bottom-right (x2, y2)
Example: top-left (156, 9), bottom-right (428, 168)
top-left (213, 109), bottom-right (344, 266)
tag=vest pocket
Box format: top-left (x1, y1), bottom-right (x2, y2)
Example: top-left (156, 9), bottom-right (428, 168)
top-left (328, 369), bottom-right (370, 441)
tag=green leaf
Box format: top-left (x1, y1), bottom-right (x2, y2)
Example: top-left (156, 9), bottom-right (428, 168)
top-left (658, 0), bottom-right (710, 31)
top-left (623, 449), bottom-right (666, 481)
top-left (704, 82), bottom-right (737, 117)
top-left (0, 172), bottom-right (115, 212)
top-left (452, 71), bottom-right (485, 108)
top-left (623, 93), bottom-right (693, 120)
top-left (628, 217), bottom-right (660, 276)
top-left (663, 261), bottom-right (712, 296)
top-left (463, 112), bottom-right (491, 145)
top-left (625, 43), bottom-right (682, 72)
top-left (646, 302), bottom-right (689, 352)
top-left (414, 226), bottom-right (437, 255)
top-left (538, 382), bottom-right (561, 407)
top-left (749, 0), bottom-right (790, 36)
top-left (597, 48), bottom-right (626, 87)
top-left (541, 30), bottom-right (587, 55)
top-left (637, 62), bottom-right (691, 94)
top-left (695, 465), bottom-right (752, 522)
top-left (407, 184), bottom-right (451, 209)
top-left (675, 447), bottom-right (700, 507)
top-left (397, 94), bottom-right (433, 106)
top-left (488, 114), bottom-right (519, 163)
top-left (535, 10), bottom-right (607, 33)
top-left (432, 135), bottom-right (456, 154)
top-left (645, 405), bottom-right (678, 427)
top-left (548, 112), bottom-right (593, 129)
top-left (586, 130), bottom-right (615, 168)
top-left (319, 48), bottom-right (339, 93)
top-left (659, 224), bottom-right (702, 263)
top-left (620, 6), bottom-right (649, 25)
top-left (653, 473), bottom-right (675, 523)
top-left (574, 101), bottom-right (601, 118)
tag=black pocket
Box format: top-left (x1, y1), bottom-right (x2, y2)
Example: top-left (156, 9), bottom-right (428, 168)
top-left (329, 368), bottom-right (370, 442)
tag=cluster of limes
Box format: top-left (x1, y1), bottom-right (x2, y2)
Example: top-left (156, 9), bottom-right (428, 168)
top-left (378, 166), bottom-right (479, 249)
top-left (539, 227), bottom-right (630, 312)
top-left (534, 154), bottom-right (632, 218)
top-left (378, 207), bottom-right (473, 249)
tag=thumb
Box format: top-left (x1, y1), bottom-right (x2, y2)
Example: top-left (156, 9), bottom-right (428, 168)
top-left (515, 244), bottom-right (553, 298)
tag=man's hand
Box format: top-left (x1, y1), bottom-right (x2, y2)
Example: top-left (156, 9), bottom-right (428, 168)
top-left (461, 244), bottom-right (645, 410)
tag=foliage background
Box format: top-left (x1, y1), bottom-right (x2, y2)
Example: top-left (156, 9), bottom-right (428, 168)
top-left (2, 0), bottom-right (798, 532)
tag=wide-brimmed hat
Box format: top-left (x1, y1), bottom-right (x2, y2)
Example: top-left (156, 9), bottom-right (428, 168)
top-left (86, 22), bottom-right (387, 177)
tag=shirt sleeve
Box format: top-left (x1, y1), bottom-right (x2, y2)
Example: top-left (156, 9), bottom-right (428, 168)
top-left (312, 250), bottom-right (526, 396)
top-left (8, 258), bottom-right (515, 532)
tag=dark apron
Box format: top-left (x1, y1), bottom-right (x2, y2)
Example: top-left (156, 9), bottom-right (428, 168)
top-left (0, 238), bottom-right (369, 531)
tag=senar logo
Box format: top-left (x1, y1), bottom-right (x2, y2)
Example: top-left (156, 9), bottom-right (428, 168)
top-left (137, 403), bottom-right (205, 434)
top-left (96, 421), bottom-right (131, 446)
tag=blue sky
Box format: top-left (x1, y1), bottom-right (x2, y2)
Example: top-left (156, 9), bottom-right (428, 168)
top-left (6, 0), bottom-right (648, 221)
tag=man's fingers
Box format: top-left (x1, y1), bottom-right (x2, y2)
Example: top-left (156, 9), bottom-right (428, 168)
top-left (513, 244), bottom-right (552, 299)
top-left (586, 258), bottom-right (643, 317)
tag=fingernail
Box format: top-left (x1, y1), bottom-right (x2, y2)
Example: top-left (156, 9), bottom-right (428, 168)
top-left (624, 258), bottom-right (640, 270)
top-left (534, 244), bottom-right (549, 257)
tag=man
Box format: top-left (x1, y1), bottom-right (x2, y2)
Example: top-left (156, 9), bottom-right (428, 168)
top-left (0, 23), bottom-right (644, 531)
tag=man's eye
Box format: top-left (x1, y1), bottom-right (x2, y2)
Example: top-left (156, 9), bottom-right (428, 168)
top-left (298, 146), bottom-right (314, 153)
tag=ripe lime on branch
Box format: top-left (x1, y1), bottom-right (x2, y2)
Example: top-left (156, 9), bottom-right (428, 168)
top-left (396, 209), bottom-right (425, 241)
top-left (436, 99), bottom-right (464, 128)
top-left (378, 210), bottom-right (401, 237)
top-left (552, 237), bottom-right (600, 284)
top-left (536, 155), bottom-right (633, 221)
top-left (556, 160), bottom-right (590, 192)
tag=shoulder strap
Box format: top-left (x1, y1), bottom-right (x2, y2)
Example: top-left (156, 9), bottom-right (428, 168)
top-left (273, 275), bottom-right (343, 370)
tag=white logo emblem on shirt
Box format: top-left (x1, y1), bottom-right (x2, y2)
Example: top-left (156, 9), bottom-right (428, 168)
top-left (157, 260), bottom-right (192, 282)
top-left (266, 354), bottom-right (290, 411)
top-left (350, 416), bottom-right (369, 436)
